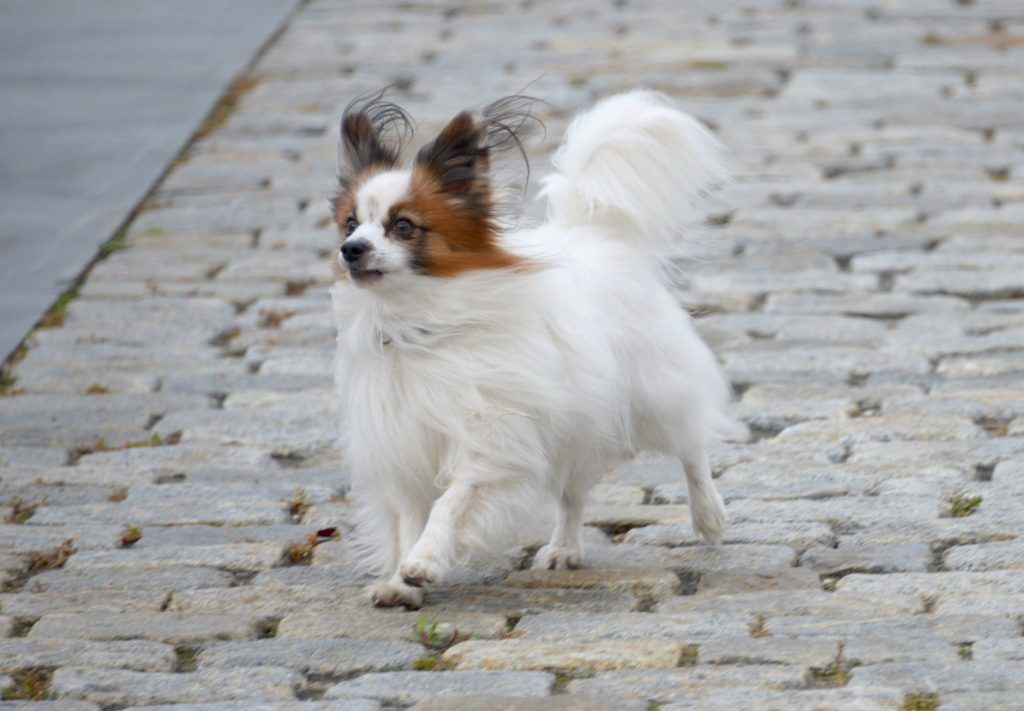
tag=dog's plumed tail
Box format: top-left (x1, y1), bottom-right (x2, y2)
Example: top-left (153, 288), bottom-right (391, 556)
top-left (541, 90), bottom-right (727, 263)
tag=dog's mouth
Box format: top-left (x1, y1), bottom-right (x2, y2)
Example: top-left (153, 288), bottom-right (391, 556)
top-left (349, 267), bottom-right (386, 284)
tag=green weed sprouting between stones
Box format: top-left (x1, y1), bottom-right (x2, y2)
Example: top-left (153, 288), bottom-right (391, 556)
top-left (901, 692), bottom-right (940, 711)
top-left (120, 525), bottom-right (143, 547)
top-left (947, 492), bottom-right (982, 517)
top-left (2, 669), bottom-right (52, 701)
top-left (810, 641), bottom-right (850, 687)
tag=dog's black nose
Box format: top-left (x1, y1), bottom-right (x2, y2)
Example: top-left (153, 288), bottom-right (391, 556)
top-left (341, 239), bottom-right (371, 264)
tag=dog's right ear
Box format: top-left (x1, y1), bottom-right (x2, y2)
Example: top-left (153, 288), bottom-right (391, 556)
top-left (337, 92), bottom-right (412, 190)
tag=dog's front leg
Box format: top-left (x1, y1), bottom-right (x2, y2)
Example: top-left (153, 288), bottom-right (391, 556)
top-left (398, 481), bottom-right (483, 588)
top-left (367, 501), bottom-right (429, 609)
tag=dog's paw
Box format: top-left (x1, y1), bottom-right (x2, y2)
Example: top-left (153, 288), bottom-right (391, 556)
top-left (368, 579), bottom-right (424, 609)
top-left (531, 544), bottom-right (583, 571)
top-left (691, 487), bottom-right (727, 545)
top-left (399, 555), bottom-right (443, 588)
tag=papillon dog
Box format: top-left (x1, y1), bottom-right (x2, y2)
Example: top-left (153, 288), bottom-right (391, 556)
top-left (330, 90), bottom-right (734, 608)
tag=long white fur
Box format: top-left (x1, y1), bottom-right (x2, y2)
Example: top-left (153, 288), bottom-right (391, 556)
top-left (331, 90), bottom-right (734, 608)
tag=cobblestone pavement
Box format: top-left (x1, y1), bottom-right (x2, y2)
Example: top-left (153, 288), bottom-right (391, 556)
top-left (2, 0), bottom-right (1024, 708)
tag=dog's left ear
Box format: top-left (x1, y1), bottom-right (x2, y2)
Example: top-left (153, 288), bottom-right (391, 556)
top-left (415, 111), bottom-right (491, 210)
top-left (337, 92), bottom-right (412, 190)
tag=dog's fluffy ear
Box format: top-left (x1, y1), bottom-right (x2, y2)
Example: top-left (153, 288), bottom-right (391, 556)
top-left (337, 91), bottom-right (412, 189)
top-left (415, 110), bottom-right (492, 210)
top-left (415, 96), bottom-right (542, 220)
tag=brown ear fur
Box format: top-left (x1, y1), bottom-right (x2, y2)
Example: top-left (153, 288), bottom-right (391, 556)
top-left (336, 91), bottom-right (412, 191)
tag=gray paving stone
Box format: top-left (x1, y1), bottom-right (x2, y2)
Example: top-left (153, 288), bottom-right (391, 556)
top-left (767, 614), bottom-right (1020, 642)
top-left (0, 589), bottom-right (167, 617)
top-left (152, 409), bottom-right (335, 457)
top-left (944, 541), bottom-right (1024, 571)
top-left (936, 692), bottom-right (1024, 711)
top-left (933, 593), bottom-right (1024, 617)
top-left (25, 566), bottom-right (233, 593)
top-left (0, 446), bottom-right (67, 467)
top-left (582, 543), bottom-right (797, 577)
top-left (972, 638), bottom-right (1024, 661)
top-left (0, 703), bottom-right (100, 711)
top-left (443, 639), bottom-right (686, 672)
top-left (514, 611), bottom-right (748, 643)
top-left (659, 688), bottom-right (903, 710)
top-left (837, 571), bottom-right (1024, 601)
top-left (624, 522), bottom-right (835, 549)
top-left (502, 569), bottom-right (680, 605)
top-left (698, 635), bottom-right (959, 666)
top-left (64, 544), bottom-right (285, 572)
top-left (198, 638), bottom-right (422, 676)
top-left (423, 585), bottom-right (641, 615)
top-left (277, 608), bottom-right (509, 642)
top-left (0, 639), bottom-right (175, 673)
top-left (0, 524), bottom-right (121, 553)
top-left (566, 667), bottom-right (809, 700)
top-left (324, 671), bottom-right (554, 705)
top-left (29, 612), bottom-right (259, 644)
top-left (799, 543), bottom-right (933, 574)
top-left (27, 500), bottom-right (289, 526)
top-left (411, 698), bottom-right (645, 711)
top-left (659, 590), bottom-right (924, 617)
top-left (50, 666), bottom-right (301, 706)
top-left (847, 661), bottom-right (1024, 693)
top-left (126, 703), bottom-right (375, 711)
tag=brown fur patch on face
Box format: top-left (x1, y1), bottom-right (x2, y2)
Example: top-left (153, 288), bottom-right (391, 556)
top-left (393, 167), bottom-right (523, 277)
top-left (331, 187), bottom-right (356, 282)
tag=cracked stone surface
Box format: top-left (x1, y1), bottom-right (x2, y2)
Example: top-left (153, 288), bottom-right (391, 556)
top-left (1, 0), bottom-right (1023, 706)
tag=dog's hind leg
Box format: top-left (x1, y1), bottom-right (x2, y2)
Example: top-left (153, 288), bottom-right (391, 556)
top-left (680, 446), bottom-right (726, 545)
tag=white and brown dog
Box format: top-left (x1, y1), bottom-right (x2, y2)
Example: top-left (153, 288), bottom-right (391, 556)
top-left (330, 90), bottom-right (733, 608)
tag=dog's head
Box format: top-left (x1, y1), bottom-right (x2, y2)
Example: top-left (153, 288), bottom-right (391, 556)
top-left (331, 92), bottom-right (537, 288)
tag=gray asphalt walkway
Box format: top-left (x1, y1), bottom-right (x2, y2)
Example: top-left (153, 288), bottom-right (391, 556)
top-left (0, 0), bottom-right (297, 363)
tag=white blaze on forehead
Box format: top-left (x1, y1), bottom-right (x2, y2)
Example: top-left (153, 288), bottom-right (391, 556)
top-left (356, 170), bottom-right (412, 224)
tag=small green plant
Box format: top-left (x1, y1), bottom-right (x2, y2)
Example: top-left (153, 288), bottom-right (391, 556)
top-left (258, 618), bottom-right (281, 638)
top-left (678, 645), bottom-right (698, 666)
top-left (901, 692), bottom-right (940, 711)
top-left (286, 488), bottom-right (311, 522)
top-left (76, 432), bottom-right (180, 459)
top-left (98, 229), bottom-right (129, 256)
top-left (415, 614), bottom-right (453, 649)
top-left (174, 646), bottom-right (199, 673)
top-left (810, 641), bottom-right (850, 687)
top-left (281, 541), bottom-right (314, 565)
top-left (947, 492), bottom-right (982, 517)
top-left (28, 539), bottom-right (76, 573)
top-left (4, 497), bottom-right (38, 524)
top-left (0, 344), bottom-right (28, 396)
top-left (412, 655), bottom-right (443, 671)
top-left (693, 59), bottom-right (728, 70)
top-left (2, 668), bottom-right (52, 700)
top-left (120, 525), bottom-right (142, 547)
top-left (958, 642), bottom-right (973, 660)
top-left (748, 614), bottom-right (769, 637)
top-left (37, 286), bottom-right (80, 329)
top-left (85, 383), bottom-right (111, 395)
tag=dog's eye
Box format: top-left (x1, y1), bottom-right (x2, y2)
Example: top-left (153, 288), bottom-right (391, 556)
top-left (344, 218), bottom-right (358, 236)
top-left (392, 219), bottom-right (415, 239)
